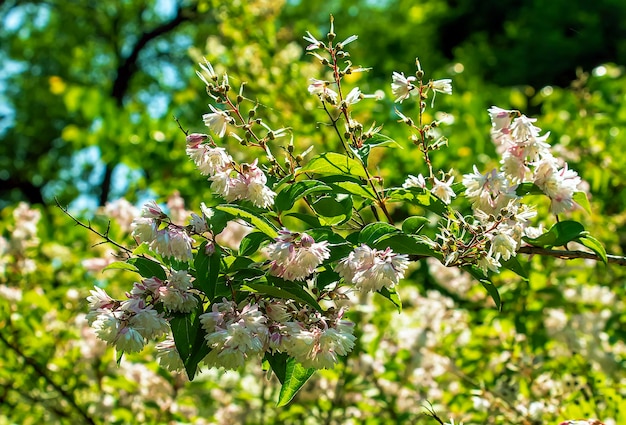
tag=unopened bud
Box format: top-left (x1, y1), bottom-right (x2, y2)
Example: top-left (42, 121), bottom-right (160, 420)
top-left (205, 241), bottom-right (216, 256)
top-left (248, 109), bottom-right (256, 118)
top-left (287, 144), bottom-right (294, 153)
top-left (295, 155), bottom-right (303, 162)
top-left (416, 70), bottom-right (424, 79)
top-left (186, 133), bottom-right (208, 146)
top-left (236, 94), bottom-right (244, 104)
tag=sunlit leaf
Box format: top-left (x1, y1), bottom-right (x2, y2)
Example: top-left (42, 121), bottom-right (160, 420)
top-left (215, 204), bottom-right (278, 238)
top-left (523, 220), bottom-right (586, 247)
top-left (297, 152), bottom-right (367, 178)
top-left (274, 180), bottom-right (332, 211)
top-left (276, 357), bottom-right (316, 407)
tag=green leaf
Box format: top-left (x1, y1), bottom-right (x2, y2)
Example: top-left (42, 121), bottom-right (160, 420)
top-left (515, 182), bottom-right (544, 196)
top-left (285, 212), bottom-right (322, 227)
top-left (127, 257), bottom-right (167, 280)
top-left (377, 286), bottom-right (402, 312)
top-left (215, 204), bottom-right (278, 238)
top-left (358, 222), bottom-right (398, 245)
top-left (465, 267), bottom-right (501, 311)
top-left (501, 256), bottom-right (529, 280)
top-left (276, 358), bottom-right (316, 407)
top-left (578, 234), bottom-right (607, 264)
top-left (523, 220), bottom-right (586, 247)
top-left (373, 234), bottom-right (439, 258)
top-left (401, 216), bottom-right (429, 234)
top-left (328, 180), bottom-right (377, 200)
top-left (102, 261), bottom-right (139, 273)
top-left (311, 194), bottom-right (352, 226)
top-left (297, 152), bottom-right (367, 178)
top-left (239, 232), bottom-right (272, 257)
top-left (386, 188), bottom-right (448, 215)
top-left (242, 282), bottom-right (301, 301)
top-left (265, 351), bottom-right (289, 383)
top-left (572, 191), bottom-right (592, 215)
top-left (274, 180), bottom-right (332, 211)
top-left (266, 276), bottom-right (323, 312)
top-left (194, 242), bottom-right (221, 300)
top-left (171, 307), bottom-right (209, 380)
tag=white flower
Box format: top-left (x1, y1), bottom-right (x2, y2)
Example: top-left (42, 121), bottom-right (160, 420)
top-left (115, 326), bottom-right (146, 353)
top-left (156, 338), bottom-right (185, 372)
top-left (337, 34), bottom-right (358, 49)
top-left (266, 230), bottom-right (330, 281)
top-left (489, 232), bottom-right (518, 262)
top-left (92, 310), bottom-right (120, 343)
top-left (202, 104), bottom-right (230, 137)
top-left (391, 71), bottom-right (416, 103)
top-left (303, 31), bottom-right (324, 50)
top-left (87, 286), bottom-right (115, 311)
top-left (402, 174), bottom-right (426, 189)
top-left (141, 200), bottom-right (165, 219)
top-left (533, 156), bottom-right (581, 213)
top-left (189, 212), bottom-right (208, 234)
top-left (337, 245), bottom-right (409, 292)
top-left (344, 87), bottom-right (362, 105)
top-left (131, 217), bottom-right (157, 244)
top-left (308, 78), bottom-right (339, 104)
top-left (430, 78), bottom-right (452, 95)
top-left (130, 308), bottom-right (169, 340)
top-left (196, 57), bottom-right (217, 85)
top-left (432, 175), bottom-right (456, 204)
top-left (151, 228), bottom-right (194, 262)
top-left (462, 166), bottom-right (518, 215)
top-left (188, 145), bottom-right (232, 176)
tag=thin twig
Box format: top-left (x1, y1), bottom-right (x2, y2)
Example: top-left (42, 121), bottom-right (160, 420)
top-left (518, 245), bottom-right (626, 266)
top-left (55, 198), bottom-right (133, 255)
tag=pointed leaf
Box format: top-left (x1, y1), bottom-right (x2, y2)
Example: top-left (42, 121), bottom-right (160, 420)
top-left (523, 220), bottom-right (586, 248)
top-left (311, 194), bottom-right (352, 226)
top-left (402, 216), bottom-right (429, 234)
top-left (275, 180), bottom-right (332, 211)
top-left (215, 204), bottom-right (278, 238)
top-left (127, 257), bottom-right (167, 280)
top-left (239, 232), bottom-right (272, 257)
top-left (297, 152), bottom-right (367, 178)
top-left (194, 242), bottom-right (222, 300)
top-left (267, 276), bottom-right (323, 312)
top-left (103, 261), bottom-right (139, 273)
top-left (265, 351), bottom-right (289, 383)
top-left (377, 286), bottom-right (402, 312)
top-left (171, 306), bottom-right (209, 380)
top-left (572, 191), bottom-right (592, 215)
top-left (501, 256), bottom-right (529, 280)
top-left (276, 358), bottom-right (316, 407)
top-left (578, 234), bottom-right (607, 264)
top-left (465, 267), bottom-right (501, 311)
top-left (358, 222), bottom-right (398, 245)
top-left (373, 234), bottom-right (439, 258)
top-left (386, 188), bottom-right (448, 215)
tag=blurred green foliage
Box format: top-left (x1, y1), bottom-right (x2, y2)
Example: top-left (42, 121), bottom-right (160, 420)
top-left (1, 0), bottom-right (625, 424)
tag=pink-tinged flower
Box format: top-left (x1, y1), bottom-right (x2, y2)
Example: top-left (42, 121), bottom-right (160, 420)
top-left (308, 78), bottom-right (339, 104)
top-left (151, 228), bottom-right (194, 263)
top-left (336, 245), bottom-right (409, 292)
top-left (402, 174), bottom-right (427, 189)
top-left (185, 132), bottom-right (209, 147)
top-left (187, 144), bottom-right (232, 177)
top-left (115, 326), bottom-right (146, 353)
top-left (391, 71), bottom-right (416, 103)
top-left (202, 104), bottom-right (231, 137)
top-left (103, 198), bottom-right (138, 233)
top-left (303, 31), bottom-right (324, 50)
top-left (130, 308), bottom-right (169, 340)
top-left (87, 286), bottom-right (116, 311)
top-left (488, 106), bottom-right (516, 132)
top-left (216, 160), bottom-right (276, 209)
top-left (199, 301), bottom-right (268, 370)
top-left (91, 309), bottom-right (120, 342)
top-left (266, 230), bottom-right (330, 281)
top-left (432, 175), bottom-right (456, 204)
top-left (533, 156), bottom-right (581, 213)
top-left (141, 200), bottom-right (165, 219)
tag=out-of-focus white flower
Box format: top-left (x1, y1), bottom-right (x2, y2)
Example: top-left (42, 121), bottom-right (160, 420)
top-left (336, 245), bottom-right (409, 292)
top-left (103, 198), bottom-right (138, 232)
top-left (196, 58), bottom-right (218, 86)
top-left (432, 175), bottom-right (456, 204)
top-left (266, 230), bottom-right (330, 281)
top-left (203, 104), bottom-right (231, 137)
top-left (391, 71), bottom-right (416, 103)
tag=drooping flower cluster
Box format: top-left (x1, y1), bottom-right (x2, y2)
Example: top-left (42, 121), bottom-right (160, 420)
top-left (265, 229), bottom-right (330, 281)
top-left (487, 106), bottom-right (582, 213)
top-left (336, 245), bottom-right (410, 293)
top-left (199, 298), bottom-right (356, 370)
top-left (130, 201), bottom-right (195, 263)
top-left (87, 286), bottom-right (169, 353)
top-left (0, 202), bottom-right (41, 275)
top-left (87, 269), bottom-right (198, 354)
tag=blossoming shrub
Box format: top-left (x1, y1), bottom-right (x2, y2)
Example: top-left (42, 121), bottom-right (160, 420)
top-left (70, 18), bottom-right (623, 424)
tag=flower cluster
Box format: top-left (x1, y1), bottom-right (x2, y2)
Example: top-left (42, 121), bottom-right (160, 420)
top-left (0, 202), bottom-right (41, 275)
top-left (336, 245), bottom-right (410, 293)
top-left (199, 298), bottom-right (356, 370)
top-left (265, 230), bottom-right (330, 281)
top-left (186, 134), bottom-right (276, 208)
top-left (87, 269), bottom-right (198, 354)
top-left (487, 106), bottom-right (582, 213)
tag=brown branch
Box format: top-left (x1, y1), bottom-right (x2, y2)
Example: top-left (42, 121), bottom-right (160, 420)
top-left (517, 245), bottom-right (626, 266)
